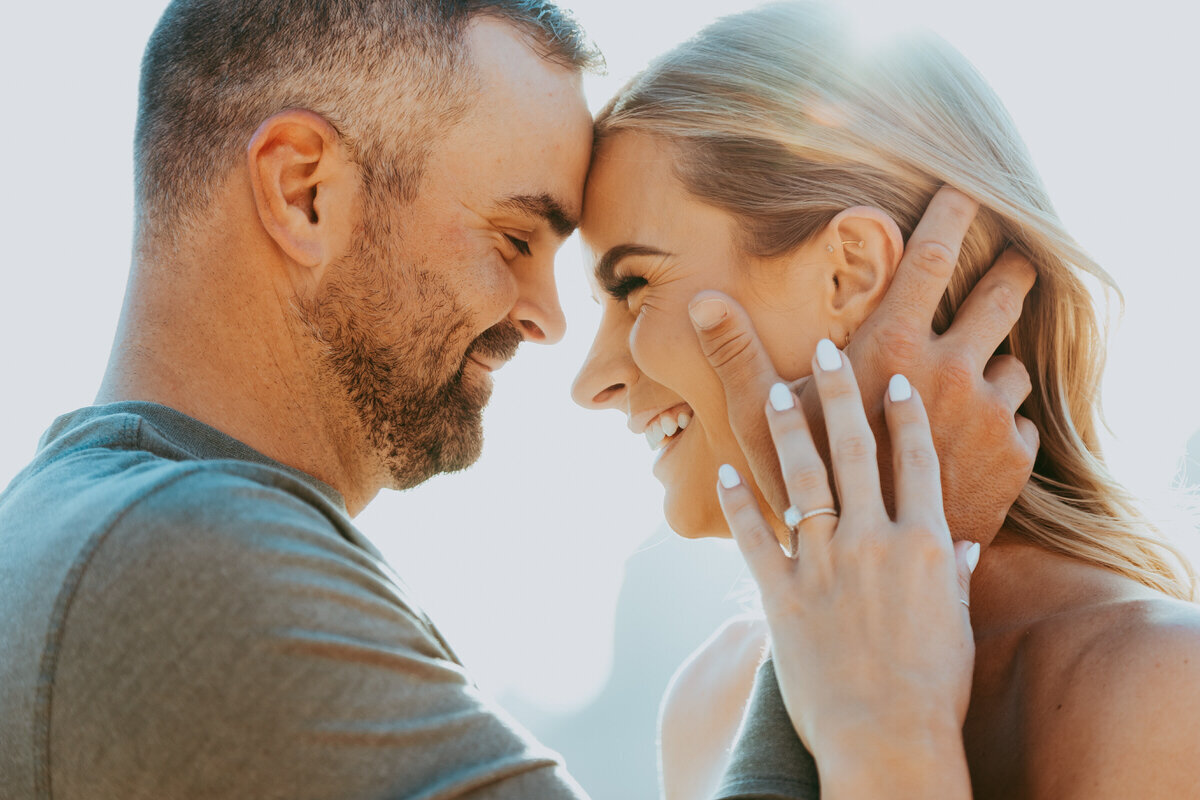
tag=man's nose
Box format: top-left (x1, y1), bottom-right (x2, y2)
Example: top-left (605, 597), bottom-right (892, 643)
top-left (510, 269), bottom-right (566, 345)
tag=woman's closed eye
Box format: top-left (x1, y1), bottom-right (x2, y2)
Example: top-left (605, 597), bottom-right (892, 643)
top-left (604, 274), bottom-right (648, 305)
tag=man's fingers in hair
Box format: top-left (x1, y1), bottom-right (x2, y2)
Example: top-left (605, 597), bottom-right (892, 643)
top-left (879, 187), bottom-right (979, 330)
top-left (944, 249), bottom-right (1037, 367)
top-left (983, 354), bottom-right (1033, 412)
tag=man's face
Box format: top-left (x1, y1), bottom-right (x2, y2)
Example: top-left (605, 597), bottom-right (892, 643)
top-left (298, 18), bottom-right (593, 491)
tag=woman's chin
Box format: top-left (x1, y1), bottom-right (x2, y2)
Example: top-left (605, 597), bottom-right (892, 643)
top-left (662, 484), bottom-right (732, 540)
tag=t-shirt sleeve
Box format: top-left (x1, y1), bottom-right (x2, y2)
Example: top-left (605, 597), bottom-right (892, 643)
top-left (46, 470), bottom-right (588, 800)
top-left (714, 658), bottom-right (820, 800)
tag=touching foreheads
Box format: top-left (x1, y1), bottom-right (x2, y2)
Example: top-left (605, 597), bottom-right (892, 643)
top-left (133, 0), bottom-right (603, 242)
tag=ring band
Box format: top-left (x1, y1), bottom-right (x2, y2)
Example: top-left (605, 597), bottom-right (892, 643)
top-left (960, 598), bottom-right (971, 609)
top-left (783, 505), bottom-right (839, 530)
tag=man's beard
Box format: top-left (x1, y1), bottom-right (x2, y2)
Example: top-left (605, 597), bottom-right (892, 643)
top-left (295, 205), bottom-right (522, 491)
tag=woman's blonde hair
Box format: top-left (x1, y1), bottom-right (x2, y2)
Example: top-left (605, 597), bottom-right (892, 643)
top-left (595, 2), bottom-right (1197, 600)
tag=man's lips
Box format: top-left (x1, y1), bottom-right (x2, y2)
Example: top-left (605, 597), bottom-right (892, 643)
top-left (467, 353), bottom-right (506, 372)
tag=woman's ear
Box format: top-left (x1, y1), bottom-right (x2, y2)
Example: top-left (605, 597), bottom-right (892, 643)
top-left (820, 205), bottom-right (904, 334)
top-left (246, 109), bottom-right (357, 278)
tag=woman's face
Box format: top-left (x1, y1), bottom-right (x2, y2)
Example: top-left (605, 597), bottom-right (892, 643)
top-left (572, 133), bottom-right (839, 538)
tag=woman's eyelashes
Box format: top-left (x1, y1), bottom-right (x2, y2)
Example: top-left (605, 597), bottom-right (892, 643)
top-left (604, 274), bottom-right (648, 305)
top-left (504, 233), bottom-right (532, 257)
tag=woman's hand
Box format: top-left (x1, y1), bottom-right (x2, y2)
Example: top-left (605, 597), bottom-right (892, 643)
top-left (691, 187), bottom-right (1038, 549)
top-left (716, 340), bottom-right (978, 799)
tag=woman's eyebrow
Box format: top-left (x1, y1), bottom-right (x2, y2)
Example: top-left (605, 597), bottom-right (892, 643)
top-left (595, 244), bottom-right (672, 288)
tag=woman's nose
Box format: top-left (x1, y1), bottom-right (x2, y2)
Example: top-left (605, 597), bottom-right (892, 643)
top-left (572, 327), bottom-right (636, 410)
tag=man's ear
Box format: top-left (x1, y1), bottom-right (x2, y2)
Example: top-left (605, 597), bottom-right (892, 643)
top-left (246, 109), bottom-right (356, 271)
top-left (820, 205), bottom-right (904, 332)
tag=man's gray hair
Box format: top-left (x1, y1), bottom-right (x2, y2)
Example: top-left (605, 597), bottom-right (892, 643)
top-left (134, 0), bottom-right (603, 237)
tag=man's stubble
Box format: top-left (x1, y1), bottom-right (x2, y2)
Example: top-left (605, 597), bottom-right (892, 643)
top-left (295, 189), bottom-right (522, 491)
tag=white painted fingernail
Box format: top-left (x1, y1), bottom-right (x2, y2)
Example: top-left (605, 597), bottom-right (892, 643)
top-left (815, 338), bottom-right (842, 371)
top-left (888, 374), bottom-right (912, 403)
top-left (783, 506), bottom-right (802, 528)
top-left (769, 382), bottom-right (794, 411)
top-left (966, 542), bottom-right (981, 574)
top-left (718, 464), bottom-right (741, 489)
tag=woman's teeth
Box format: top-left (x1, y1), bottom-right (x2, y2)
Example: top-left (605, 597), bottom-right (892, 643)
top-left (645, 410), bottom-right (692, 451)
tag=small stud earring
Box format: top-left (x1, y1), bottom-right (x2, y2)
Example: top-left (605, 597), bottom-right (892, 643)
top-left (826, 244), bottom-right (834, 253)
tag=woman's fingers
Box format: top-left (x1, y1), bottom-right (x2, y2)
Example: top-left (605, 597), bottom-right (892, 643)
top-left (810, 340), bottom-right (886, 524)
top-left (716, 465), bottom-right (790, 591)
top-left (765, 382), bottom-right (837, 555)
top-left (953, 539), bottom-right (982, 611)
top-left (884, 375), bottom-right (945, 530)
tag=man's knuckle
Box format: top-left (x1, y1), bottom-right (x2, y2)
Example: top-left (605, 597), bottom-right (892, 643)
top-left (935, 353), bottom-right (975, 396)
top-left (869, 320), bottom-right (921, 367)
top-left (910, 240), bottom-right (958, 276)
top-left (989, 283), bottom-right (1022, 320)
top-left (975, 398), bottom-right (1014, 433)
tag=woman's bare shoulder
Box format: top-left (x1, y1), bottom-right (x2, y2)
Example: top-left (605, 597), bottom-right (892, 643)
top-left (664, 614), bottom-right (769, 708)
top-left (658, 615), bottom-right (770, 800)
top-left (1028, 594), bottom-right (1200, 797)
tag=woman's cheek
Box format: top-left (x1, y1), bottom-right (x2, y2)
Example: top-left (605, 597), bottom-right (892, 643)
top-left (628, 310), bottom-right (669, 377)
top-left (630, 304), bottom-right (696, 379)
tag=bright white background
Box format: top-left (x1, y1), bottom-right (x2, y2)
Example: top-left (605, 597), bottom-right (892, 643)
top-left (2, 0), bottom-right (1198, 748)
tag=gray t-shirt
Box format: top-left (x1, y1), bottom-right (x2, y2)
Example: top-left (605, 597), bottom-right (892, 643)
top-left (0, 402), bottom-right (587, 799)
top-left (715, 658), bottom-right (819, 800)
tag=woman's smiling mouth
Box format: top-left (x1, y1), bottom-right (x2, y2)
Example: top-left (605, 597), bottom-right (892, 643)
top-left (643, 404), bottom-right (693, 451)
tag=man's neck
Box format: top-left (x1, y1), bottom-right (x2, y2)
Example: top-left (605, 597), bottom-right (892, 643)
top-left (967, 529), bottom-right (1151, 642)
top-left (96, 249), bottom-right (383, 516)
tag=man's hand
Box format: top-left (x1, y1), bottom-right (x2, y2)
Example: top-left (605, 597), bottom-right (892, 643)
top-left (689, 187), bottom-right (1038, 545)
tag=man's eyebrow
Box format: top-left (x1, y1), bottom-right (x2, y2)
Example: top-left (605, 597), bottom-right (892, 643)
top-left (595, 244), bottom-right (672, 290)
top-left (497, 193), bottom-right (578, 238)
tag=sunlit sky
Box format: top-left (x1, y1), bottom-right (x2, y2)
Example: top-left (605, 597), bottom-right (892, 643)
top-left (2, 0), bottom-right (1198, 714)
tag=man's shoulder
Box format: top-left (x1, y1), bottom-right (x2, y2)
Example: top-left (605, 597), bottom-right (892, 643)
top-left (87, 461), bottom-right (400, 627)
top-left (35, 465), bottom-right (578, 800)
top-left (118, 459), bottom-right (342, 543)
